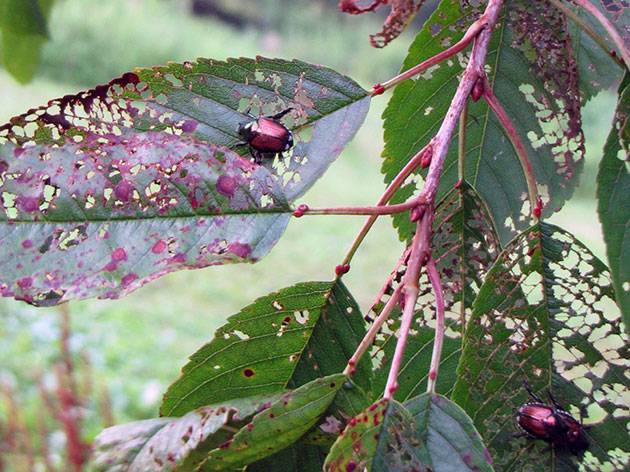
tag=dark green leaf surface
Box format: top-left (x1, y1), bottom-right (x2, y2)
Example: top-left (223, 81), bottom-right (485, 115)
top-left (0, 134), bottom-right (290, 305)
top-left (597, 73), bottom-right (629, 327)
top-left (324, 396), bottom-right (493, 471)
top-left (453, 223), bottom-right (628, 471)
top-left (201, 374), bottom-right (345, 470)
top-left (161, 281), bottom-right (370, 416)
top-left (373, 183), bottom-right (500, 400)
top-left (0, 0), bottom-right (49, 36)
top-left (382, 0), bottom-right (585, 244)
top-left (93, 394), bottom-right (280, 472)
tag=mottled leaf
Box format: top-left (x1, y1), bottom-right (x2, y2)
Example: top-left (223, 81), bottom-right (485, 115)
top-left (93, 393), bottom-right (281, 472)
top-left (324, 396), bottom-right (493, 471)
top-left (383, 0), bottom-right (585, 244)
top-left (201, 374), bottom-right (346, 470)
top-left (160, 281), bottom-right (370, 416)
top-left (597, 73), bottom-right (629, 327)
top-left (373, 182), bottom-right (500, 399)
top-left (452, 223), bottom-right (628, 471)
top-left (0, 132), bottom-right (290, 305)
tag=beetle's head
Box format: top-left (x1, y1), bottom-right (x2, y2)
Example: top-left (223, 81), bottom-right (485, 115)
top-left (238, 121), bottom-right (253, 139)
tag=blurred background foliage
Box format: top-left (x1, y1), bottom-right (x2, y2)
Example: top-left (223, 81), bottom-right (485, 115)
top-left (0, 0), bottom-right (616, 468)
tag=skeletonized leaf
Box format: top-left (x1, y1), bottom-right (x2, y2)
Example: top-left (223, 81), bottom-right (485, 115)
top-left (324, 396), bottom-right (493, 471)
top-left (160, 281), bottom-right (371, 417)
top-left (452, 223), bottom-right (628, 471)
top-left (383, 0), bottom-right (585, 244)
top-left (373, 182), bottom-right (500, 399)
top-left (597, 73), bottom-right (629, 326)
top-left (0, 133), bottom-right (290, 305)
top-left (93, 393), bottom-right (281, 472)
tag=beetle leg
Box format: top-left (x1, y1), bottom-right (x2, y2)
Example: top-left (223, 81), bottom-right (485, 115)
top-left (249, 147), bottom-right (262, 164)
top-left (523, 380), bottom-right (544, 403)
top-left (270, 107), bottom-right (294, 120)
top-left (547, 390), bottom-right (564, 411)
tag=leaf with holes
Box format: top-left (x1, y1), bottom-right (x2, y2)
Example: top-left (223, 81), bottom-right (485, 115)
top-left (597, 73), bottom-right (629, 327)
top-left (372, 182), bottom-right (500, 400)
top-left (383, 0), bottom-right (586, 244)
top-left (160, 281), bottom-right (371, 417)
top-left (200, 374), bottom-right (346, 470)
top-left (93, 393), bottom-right (281, 472)
top-left (0, 0), bottom-right (54, 83)
top-left (0, 133), bottom-right (290, 305)
top-left (324, 396), bottom-right (493, 471)
top-left (452, 223), bottom-right (628, 471)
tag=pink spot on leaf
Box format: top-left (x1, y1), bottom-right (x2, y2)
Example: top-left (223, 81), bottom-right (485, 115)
top-left (112, 247), bottom-right (127, 262)
top-left (17, 196), bottom-right (39, 213)
top-left (104, 261), bottom-right (118, 272)
top-left (152, 240), bottom-right (167, 254)
top-left (229, 242), bottom-right (251, 259)
top-left (121, 273), bottom-right (138, 288)
top-left (17, 277), bottom-right (33, 289)
top-left (21, 240), bottom-right (33, 249)
top-left (114, 180), bottom-right (134, 202)
top-left (216, 175), bottom-right (237, 198)
top-left (182, 120), bottom-right (197, 133)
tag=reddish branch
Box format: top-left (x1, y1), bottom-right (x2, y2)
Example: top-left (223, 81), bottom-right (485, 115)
top-left (296, 198), bottom-right (419, 216)
top-left (482, 77), bottom-right (540, 219)
top-left (340, 0), bottom-right (505, 395)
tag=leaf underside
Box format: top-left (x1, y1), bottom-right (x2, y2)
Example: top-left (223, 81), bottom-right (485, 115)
top-left (453, 222), bottom-right (629, 471)
top-left (383, 0), bottom-right (587, 245)
top-left (0, 57), bottom-right (369, 304)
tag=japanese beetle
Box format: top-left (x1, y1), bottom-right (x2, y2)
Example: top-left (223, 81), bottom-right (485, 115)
top-left (516, 381), bottom-right (589, 455)
top-left (238, 108), bottom-right (294, 164)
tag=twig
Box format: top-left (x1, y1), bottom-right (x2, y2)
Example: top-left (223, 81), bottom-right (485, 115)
top-left (547, 0), bottom-right (624, 67)
top-left (297, 199), bottom-right (419, 216)
top-left (482, 79), bottom-right (539, 219)
top-left (372, 17), bottom-right (488, 94)
top-left (383, 212), bottom-right (431, 399)
top-left (343, 284), bottom-right (404, 376)
top-left (571, 0), bottom-right (630, 69)
top-left (426, 258), bottom-right (445, 393)
top-left (458, 101), bottom-right (468, 181)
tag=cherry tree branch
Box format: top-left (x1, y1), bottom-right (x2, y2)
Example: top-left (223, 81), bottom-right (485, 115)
top-left (371, 17), bottom-right (488, 95)
top-left (482, 79), bottom-right (540, 219)
top-left (571, 0), bottom-right (630, 69)
top-left (426, 257), bottom-right (445, 393)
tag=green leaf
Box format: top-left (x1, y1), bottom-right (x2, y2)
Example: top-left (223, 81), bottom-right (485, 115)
top-left (93, 393), bottom-right (281, 471)
top-left (373, 182), bottom-right (500, 400)
top-left (452, 223), bottom-right (628, 471)
top-left (0, 0), bottom-right (54, 83)
top-left (0, 134), bottom-right (290, 305)
top-left (382, 0), bottom-right (585, 244)
top-left (597, 73), bottom-right (629, 327)
top-left (160, 281), bottom-right (371, 416)
top-left (201, 374), bottom-right (346, 470)
top-left (324, 396), bottom-right (493, 471)
top-left (0, 0), bottom-right (49, 37)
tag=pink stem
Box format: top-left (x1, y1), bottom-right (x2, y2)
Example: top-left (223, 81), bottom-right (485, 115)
top-left (300, 199), bottom-right (419, 216)
top-left (374, 17), bottom-right (488, 94)
top-left (426, 258), bottom-right (445, 393)
top-left (572, 0), bottom-right (630, 69)
top-left (343, 284), bottom-right (403, 376)
top-left (482, 80), bottom-right (539, 219)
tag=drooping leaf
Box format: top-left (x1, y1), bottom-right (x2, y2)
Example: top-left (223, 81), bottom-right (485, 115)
top-left (201, 374), bottom-right (346, 470)
top-left (0, 133), bottom-right (290, 305)
top-left (0, 0), bottom-right (54, 83)
top-left (597, 73), bottom-right (629, 327)
top-left (0, 57), bottom-right (369, 304)
top-left (93, 393), bottom-right (281, 472)
top-left (324, 396), bottom-right (493, 471)
top-left (160, 281), bottom-right (371, 417)
top-left (373, 182), bottom-right (500, 400)
top-left (452, 223), bottom-right (629, 471)
top-left (382, 0), bottom-right (586, 244)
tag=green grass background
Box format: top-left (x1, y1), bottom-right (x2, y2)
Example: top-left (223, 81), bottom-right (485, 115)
top-left (0, 0), bottom-right (616, 447)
